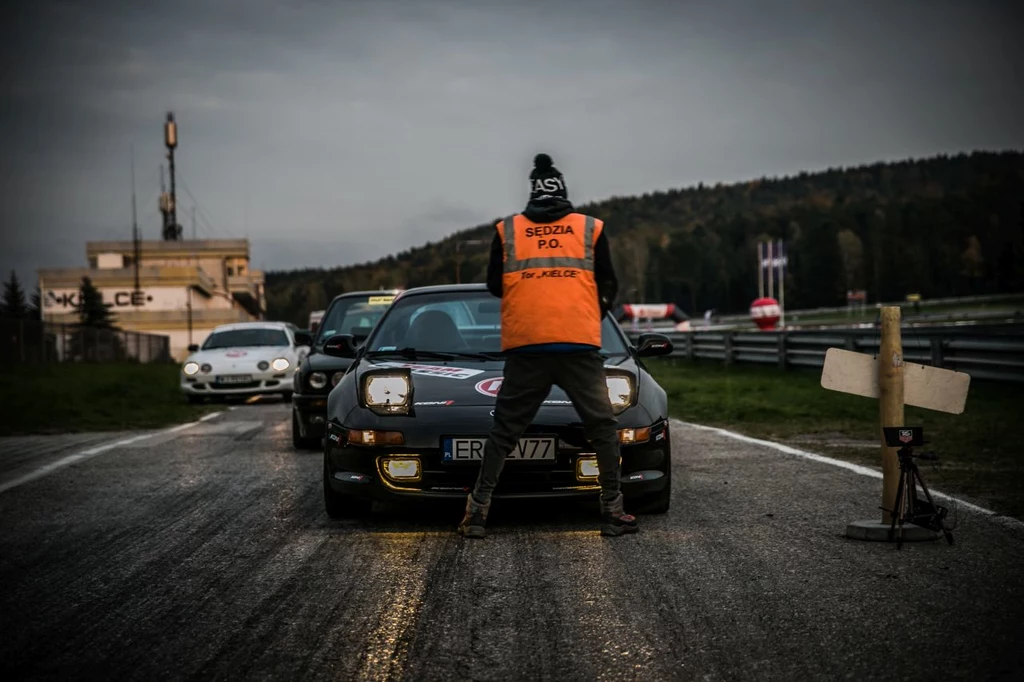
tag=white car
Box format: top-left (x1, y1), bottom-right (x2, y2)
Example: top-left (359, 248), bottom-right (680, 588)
top-left (180, 322), bottom-right (312, 403)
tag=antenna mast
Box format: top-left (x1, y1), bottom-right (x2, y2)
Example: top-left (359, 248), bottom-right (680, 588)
top-left (162, 112), bottom-right (181, 240)
top-left (159, 164), bottom-right (171, 238)
top-left (131, 143), bottom-right (141, 300)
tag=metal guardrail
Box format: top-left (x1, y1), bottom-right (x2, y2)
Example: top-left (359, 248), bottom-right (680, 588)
top-left (627, 328), bottom-right (1024, 383)
top-left (0, 318), bottom-right (173, 364)
top-left (710, 292), bottom-right (1024, 324)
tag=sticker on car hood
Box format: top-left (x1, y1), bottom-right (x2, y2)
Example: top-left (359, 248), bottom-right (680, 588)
top-left (474, 377), bottom-right (503, 396)
top-left (375, 362), bottom-right (485, 380)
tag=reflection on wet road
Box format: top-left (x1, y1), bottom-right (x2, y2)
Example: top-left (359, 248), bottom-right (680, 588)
top-left (1, 402), bottom-right (1022, 681)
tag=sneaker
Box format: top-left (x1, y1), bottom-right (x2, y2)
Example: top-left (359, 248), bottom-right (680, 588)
top-left (600, 493), bottom-right (639, 537)
top-left (457, 494), bottom-right (489, 538)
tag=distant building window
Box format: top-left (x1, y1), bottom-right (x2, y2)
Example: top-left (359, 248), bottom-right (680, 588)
top-left (88, 257), bottom-right (98, 269)
top-left (96, 253), bottom-right (124, 269)
top-left (227, 266), bottom-right (235, 276)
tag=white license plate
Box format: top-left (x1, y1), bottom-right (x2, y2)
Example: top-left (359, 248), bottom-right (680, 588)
top-left (442, 437), bottom-right (556, 462)
top-left (216, 374), bottom-right (253, 384)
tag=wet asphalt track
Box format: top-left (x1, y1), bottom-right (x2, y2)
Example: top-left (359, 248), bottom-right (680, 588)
top-left (1, 401), bottom-right (1023, 682)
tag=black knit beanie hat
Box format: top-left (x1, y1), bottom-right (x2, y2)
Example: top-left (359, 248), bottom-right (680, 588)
top-left (529, 153), bottom-right (568, 201)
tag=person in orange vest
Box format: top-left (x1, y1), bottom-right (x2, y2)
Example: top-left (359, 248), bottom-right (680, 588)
top-left (458, 153), bottom-right (638, 538)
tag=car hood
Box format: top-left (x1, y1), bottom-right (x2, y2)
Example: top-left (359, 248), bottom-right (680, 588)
top-left (358, 354), bottom-right (637, 408)
top-left (186, 346), bottom-right (291, 368)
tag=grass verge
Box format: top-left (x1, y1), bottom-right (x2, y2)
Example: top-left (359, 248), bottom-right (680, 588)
top-left (0, 363), bottom-right (221, 436)
top-left (647, 359), bottom-right (1024, 519)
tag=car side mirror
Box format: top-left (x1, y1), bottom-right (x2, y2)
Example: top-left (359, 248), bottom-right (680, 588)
top-left (322, 334), bottom-right (357, 358)
top-left (187, 344), bottom-right (200, 352)
top-left (635, 333), bottom-right (673, 358)
top-left (294, 330), bottom-right (313, 347)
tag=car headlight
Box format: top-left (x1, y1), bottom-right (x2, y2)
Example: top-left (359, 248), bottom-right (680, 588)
top-left (361, 371), bottom-right (412, 415)
top-left (201, 363), bottom-right (212, 373)
top-left (258, 360), bottom-right (270, 371)
top-left (271, 358), bottom-right (290, 371)
top-left (183, 362), bottom-right (200, 376)
top-left (605, 372), bottom-right (635, 414)
top-left (309, 371), bottom-right (327, 389)
top-left (331, 371), bottom-right (345, 387)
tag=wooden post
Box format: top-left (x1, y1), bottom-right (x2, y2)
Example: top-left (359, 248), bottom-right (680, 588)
top-left (820, 325), bottom-right (970, 543)
top-left (878, 306), bottom-right (904, 524)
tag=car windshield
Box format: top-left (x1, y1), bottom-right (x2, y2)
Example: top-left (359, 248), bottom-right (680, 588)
top-left (203, 328), bottom-right (289, 349)
top-left (316, 294), bottom-right (395, 345)
top-left (365, 290), bottom-right (630, 356)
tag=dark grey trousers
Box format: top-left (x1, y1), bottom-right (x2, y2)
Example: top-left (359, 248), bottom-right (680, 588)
top-left (470, 351), bottom-right (622, 505)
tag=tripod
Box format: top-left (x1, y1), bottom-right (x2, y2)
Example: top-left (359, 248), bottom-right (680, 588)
top-left (881, 427), bottom-right (955, 550)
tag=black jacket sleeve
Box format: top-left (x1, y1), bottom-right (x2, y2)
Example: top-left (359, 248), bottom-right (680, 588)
top-left (486, 230), bottom-right (503, 298)
top-left (593, 230), bottom-right (618, 315)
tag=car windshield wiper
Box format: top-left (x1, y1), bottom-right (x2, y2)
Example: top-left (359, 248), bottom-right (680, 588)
top-left (442, 351), bottom-right (505, 361)
top-left (366, 347), bottom-right (459, 361)
top-left (365, 348), bottom-right (501, 361)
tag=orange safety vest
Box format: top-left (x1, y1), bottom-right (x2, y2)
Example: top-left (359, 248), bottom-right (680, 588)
top-left (495, 212), bottom-right (603, 351)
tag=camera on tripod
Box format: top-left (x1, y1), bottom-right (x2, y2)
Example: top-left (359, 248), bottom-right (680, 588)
top-left (880, 426), bottom-right (954, 549)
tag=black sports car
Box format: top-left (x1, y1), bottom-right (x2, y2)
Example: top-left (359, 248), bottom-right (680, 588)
top-left (291, 290), bottom-right (400, 449)
top-left (320, 283), bottom-right (675, 518)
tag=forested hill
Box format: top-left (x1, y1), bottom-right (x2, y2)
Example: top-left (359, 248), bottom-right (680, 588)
top-left (265, 151), bottom-right (1024, 326)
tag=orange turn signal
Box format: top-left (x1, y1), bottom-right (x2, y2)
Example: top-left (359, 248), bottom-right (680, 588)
top-left (346, 429), bottom-right (405, 446)
top-left (618, 427), bottom-right (650, 444)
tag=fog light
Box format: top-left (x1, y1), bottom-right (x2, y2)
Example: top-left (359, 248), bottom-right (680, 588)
top-left (382, 457), bottom-right (421, 481)
top-left (619, 427), bottom-right (651, 444)
top-left (576, 456), bottom-right (600, 481)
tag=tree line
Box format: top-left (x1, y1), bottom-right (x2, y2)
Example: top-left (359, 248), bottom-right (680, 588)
top-left (260, 151), bottom-right (1024, 325)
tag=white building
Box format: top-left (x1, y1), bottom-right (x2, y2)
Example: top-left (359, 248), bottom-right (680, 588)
top-left (39, 239), bottom-right (266, 361)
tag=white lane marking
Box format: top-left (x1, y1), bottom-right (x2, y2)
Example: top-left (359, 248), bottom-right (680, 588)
top-left (672, 418), bottom-right (1024, 532)
top-left (0, 411), bottom-right (224, 495)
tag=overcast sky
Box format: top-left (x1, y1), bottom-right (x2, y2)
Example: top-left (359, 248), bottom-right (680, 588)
top-left (1, 0), bottom-right (1022, 291)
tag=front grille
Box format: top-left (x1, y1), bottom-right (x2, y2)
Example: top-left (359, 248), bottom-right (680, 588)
top-left (404, 449), bottom-right (592, 494)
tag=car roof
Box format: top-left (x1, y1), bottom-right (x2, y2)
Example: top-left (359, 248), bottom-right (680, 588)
top-left (394, 283), bottom-right (488, 298)
top-left (327, 289), bottom-right (403, 305)
top-left (385, 283), bottom-right (618, 320)
top-left (210, 321), bottom-right (292, 333)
